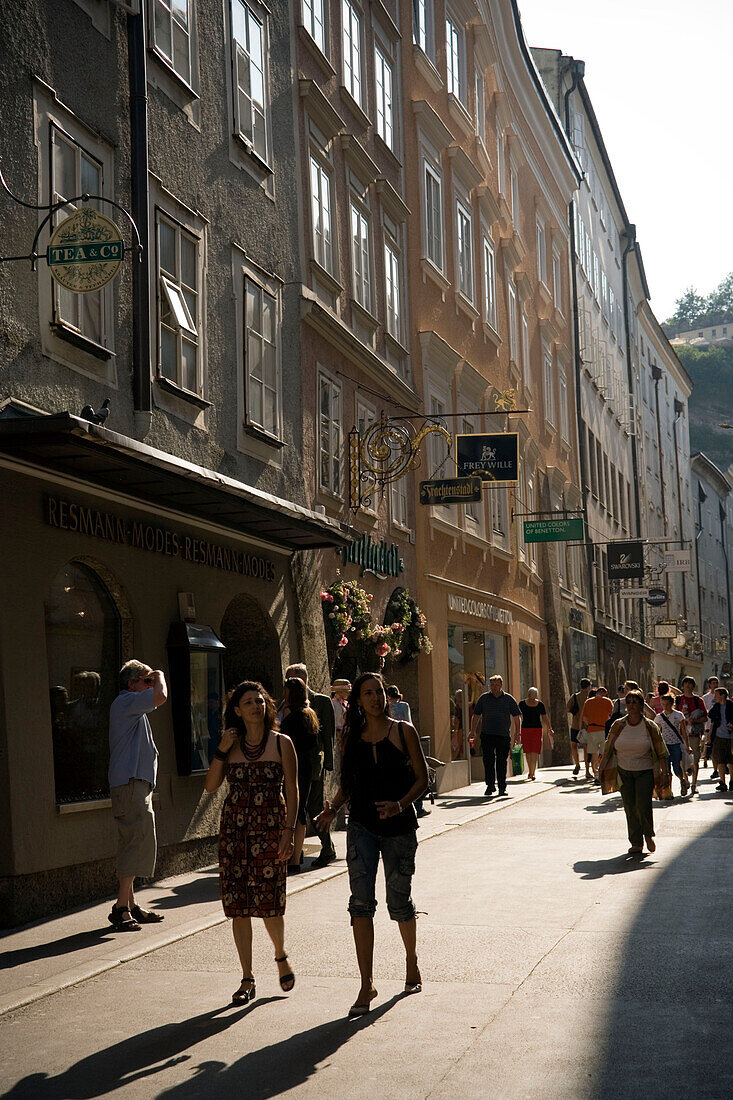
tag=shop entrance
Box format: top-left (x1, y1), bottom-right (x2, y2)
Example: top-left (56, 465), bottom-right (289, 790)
top-left (448, 624), bottom-right (508, 762)
top-left (220, 594), bottom-right (282, 698)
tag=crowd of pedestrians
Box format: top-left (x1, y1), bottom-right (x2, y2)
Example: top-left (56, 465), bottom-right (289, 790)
top-left (105, 652), bottom-right (728, 1010)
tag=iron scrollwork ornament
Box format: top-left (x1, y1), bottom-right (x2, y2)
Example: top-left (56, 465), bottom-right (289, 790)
top-left (349, 414), bottom-right (452, 512)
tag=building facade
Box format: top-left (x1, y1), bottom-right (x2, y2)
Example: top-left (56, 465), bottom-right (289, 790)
top-left (0, 0), bottom-right (349, 926)
top-left (691, 453), bottom-right (733, 687)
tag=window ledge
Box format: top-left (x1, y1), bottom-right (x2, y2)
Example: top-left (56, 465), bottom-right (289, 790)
top-left (244, 422), bottom-right (286, 449)
top-left (297, 23), bottom-right (336, 79)
top-left (482, 320), bottom-right (502, 350)
top-left (375, 132), bottom-right (402, 170)
top-left (414, 46), bottom-right (443, 93)
top-left (384, 329), bottom-right (409, 359)
top-left (544, 419), bottom-right (558, 438)
top-left (149, 47), bottom-right (200, 102)
top-left (317, 486), bottom-right (346, 507)
top-left (537, 280), bottom-right (553, 307)
top-left (57, 797), bottom-right (112, 814)
top-left (233, 132), bottom-right (273, 175)
top-left (339, 85), bottom-right (371, 130)
top-left (156, 376), bottom-right (211, 409)
top-left (447, 92), bottom-right (473, 138)
top-left (455, 290), bottom-right (479, 328)
top-left (51, 323), bottom-right (113, 362)
top-left (420, 256), bottom-right (451, 299)
top-left (463, 529), bottom-right (489, 551)
top-left (310, 258), bottom-right (343, 298)
top-left (490, 542), bottom-right (513, 563)
top-left (351, 298), bottom-right (379, 333)
top-left (429, 513), bottom-right (463, 538)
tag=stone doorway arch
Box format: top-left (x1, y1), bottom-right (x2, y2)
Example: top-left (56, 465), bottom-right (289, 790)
top-left (220, 593), bottom-right (282, 698)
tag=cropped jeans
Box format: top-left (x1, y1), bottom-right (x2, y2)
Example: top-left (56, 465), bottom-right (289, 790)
top-left (346, 820), bottom-right (417, 923)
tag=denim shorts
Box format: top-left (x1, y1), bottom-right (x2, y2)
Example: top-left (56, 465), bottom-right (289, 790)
top-left (346, 820), bottom-right (417, 923)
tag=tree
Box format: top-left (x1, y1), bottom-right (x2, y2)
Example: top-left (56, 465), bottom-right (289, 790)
top-left (706, 272), bottom-right (733, 318)
top-left (666, 287), bottom-right (706, 329)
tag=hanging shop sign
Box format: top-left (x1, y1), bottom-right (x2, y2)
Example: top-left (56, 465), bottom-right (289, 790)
top-left (447, 593), bottom-right (513, 624)
top-left (664, 549), bottom-right (691, 573)
top-left (654, 620), bottom-right (678, 639)
top-left (338, 533), bottom-right (404, 579)
top-left (606, 540), bottom-right (645, 581)
top-left (47, 208), bottom-right (124, 292)
top-left (523, 517), bottom-right (584, 543)
top-left (44, 495), bottom-right (275, 579)
top-left (455, 433), bottom-right (519, 483)
top-left (419, 476), bottom-right (482, 505)
top-left (619, 587), bottom-right (650, 599)
top-left (646, 587), bottom-right (668, 607)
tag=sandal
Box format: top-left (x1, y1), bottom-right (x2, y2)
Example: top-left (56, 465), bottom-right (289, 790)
top-left (348, 988), bottom-right (378, 1017)
top-left (232, 977), bottom-right (256, 1005)
top-left (275, 954), bottom-right (295, 992)
top-left (130, 905), bottom-right (164, 924)
top-left (108, 904), bottom-right (141, 932)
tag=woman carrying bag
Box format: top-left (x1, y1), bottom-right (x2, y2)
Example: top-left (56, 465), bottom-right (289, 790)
top-left (598, 690), bottom-right (670, 856)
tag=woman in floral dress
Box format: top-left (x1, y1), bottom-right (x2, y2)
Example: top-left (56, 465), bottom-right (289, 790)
top-left (205, 681), bottom-right (298, 1004)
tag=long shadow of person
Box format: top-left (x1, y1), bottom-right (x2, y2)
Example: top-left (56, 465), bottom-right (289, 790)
top-left (573, 855), bottom-right (658, 880)
top-left (154, 994), bottom-right (406, 1100)
top-left (0, 928), bottom-right (116, 971)
top-left (3, 999), bottom-right (281, 1099)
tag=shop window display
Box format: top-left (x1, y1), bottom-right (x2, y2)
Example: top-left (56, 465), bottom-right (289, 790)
top-left (44, 562), bottom-right (121, 803)
top-left (519, 640), bottom-right (535, 700)
top-left (167, 623), bottom-right (226, 775)
top-left (448, 624), bottom-right (508, 761)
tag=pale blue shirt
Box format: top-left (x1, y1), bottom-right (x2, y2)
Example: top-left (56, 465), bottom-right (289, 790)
top-left (108, 688), bottom-right (159, 788)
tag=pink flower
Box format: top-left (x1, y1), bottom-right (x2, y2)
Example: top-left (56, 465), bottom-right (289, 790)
top-left (337, 635), bottom-right (349, 647)
top-left (375, 642), bottom-right (390, 657)
top-left (393, 622), bottom-right (404, 631)
top-left (321, 592), bottom-right (335, 603)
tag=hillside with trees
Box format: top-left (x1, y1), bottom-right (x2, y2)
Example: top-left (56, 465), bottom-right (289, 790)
top-left (664, 272), bottom-right (733, 334)
top-left (672, 343), bottom-right (733, 473)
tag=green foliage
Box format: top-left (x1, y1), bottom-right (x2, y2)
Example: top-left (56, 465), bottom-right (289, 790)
top-left (675, 343), bottom-right (733, 472)
top-left (665, 272), bottom-right (733, 330)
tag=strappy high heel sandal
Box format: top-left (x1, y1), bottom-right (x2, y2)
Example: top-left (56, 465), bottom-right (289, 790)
top-left (275, 954), bottom-right (295, 992)
top-left (232, 977), bottom-right (256, 1004)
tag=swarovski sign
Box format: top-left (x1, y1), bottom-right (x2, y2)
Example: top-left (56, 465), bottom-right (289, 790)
top-left (606, 541), bottom-right (645, 581)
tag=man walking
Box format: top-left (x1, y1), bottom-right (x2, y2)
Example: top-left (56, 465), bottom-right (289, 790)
top-left (579, 686), bottom-right (613, 784)
top-left (285, 662), bottom-right (337, 868)
top-left (677, 676), bottom-right (708, 795)
top-left (108, 660), bottom-right (168, 932)
top-left (471, 675), bottom-right (521, 798)
top-left (708, 685), bottom-right (733, 792)
top-left (702, 675), bottom-right (719, 770)
top-left (566, 678), bottom-right (591, 778)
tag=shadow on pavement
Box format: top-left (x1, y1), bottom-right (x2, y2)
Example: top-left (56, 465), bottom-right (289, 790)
top-left (2, 999), bottom-right (283, 1098)
top-left (596, 801), bottom-right (733, 1097)
top-left (573, 854), bottom-right (657, 880)
top-left (0, 928), bottom-right (116, 971)
top-left (147, 868), bottom-right (221, 912)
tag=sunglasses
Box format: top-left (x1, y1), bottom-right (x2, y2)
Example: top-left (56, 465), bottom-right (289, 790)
top-left (138, 676), bottom-right (154, 685)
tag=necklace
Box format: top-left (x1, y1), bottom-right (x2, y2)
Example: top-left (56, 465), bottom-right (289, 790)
top-left (240, 728), bottom-right (269, 760)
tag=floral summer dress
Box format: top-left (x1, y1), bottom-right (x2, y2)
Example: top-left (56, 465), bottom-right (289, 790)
top-left (219, 759), bottom-right (286, 918)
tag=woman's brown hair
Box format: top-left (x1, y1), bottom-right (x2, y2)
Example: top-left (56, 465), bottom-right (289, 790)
top-left (625, 689), bottom-right (645, 707)
top-left (223, 680), bottom-right (278, 736)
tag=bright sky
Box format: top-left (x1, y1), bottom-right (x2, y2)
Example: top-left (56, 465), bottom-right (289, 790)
top-left (516, 0), bottom-right (733, 323)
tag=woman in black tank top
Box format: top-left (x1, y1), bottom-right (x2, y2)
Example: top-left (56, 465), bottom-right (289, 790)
top-left (316, 671), bottom-right (429, 1018)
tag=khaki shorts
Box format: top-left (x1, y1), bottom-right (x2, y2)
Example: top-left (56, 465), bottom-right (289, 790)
top-left (583, 730), bottom-right (606, 755)
top-left (111, 778), bottom-right (157, 879)
top-left (689, 733), bottom-right (703, 766)
top-left (712, 737), bottom-right (733, 768)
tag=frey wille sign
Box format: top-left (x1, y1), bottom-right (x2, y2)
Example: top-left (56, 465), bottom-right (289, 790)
top-left (455, 433), bottom-right (519, 483)
top-left (44, 495), bottom-right (275, 580)
top-left (606, 540), bottom-right (645, 581)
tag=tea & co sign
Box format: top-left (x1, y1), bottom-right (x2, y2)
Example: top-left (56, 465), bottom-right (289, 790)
top-left (47, 208), bottom-right (124, 293)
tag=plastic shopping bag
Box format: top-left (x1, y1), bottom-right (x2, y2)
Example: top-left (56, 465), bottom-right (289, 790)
top-left (511, 744), bottom-right (524, 776)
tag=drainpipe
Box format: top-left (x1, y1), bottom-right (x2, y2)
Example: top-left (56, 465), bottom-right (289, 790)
top-left (128, 4), bottom-right (152, 419)
top-left (651, 365), bottom-right (667, 528)
top-left (621, 226), bottom-right (645, 645)
top-left (562, 59), bottom-right (596, 621)
top-left (672, 402), bottom-right (688, 622)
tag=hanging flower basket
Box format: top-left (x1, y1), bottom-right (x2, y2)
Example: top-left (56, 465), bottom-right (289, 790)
top-left (321, 581), bottom-right (432, 674)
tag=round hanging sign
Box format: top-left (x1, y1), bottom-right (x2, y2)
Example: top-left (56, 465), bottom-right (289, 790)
top-left (646, 587), bottom-right (668, 607)
top-left (47, 207), bottom-right (124, 293)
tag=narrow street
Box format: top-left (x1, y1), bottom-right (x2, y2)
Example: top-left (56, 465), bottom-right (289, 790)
top-left (2, 770), bottom-right (732, 1100)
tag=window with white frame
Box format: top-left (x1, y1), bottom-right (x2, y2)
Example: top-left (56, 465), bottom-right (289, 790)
top-left (559, 363), bottom-right (569, 442)
top-left (462, 417), bottom-right (481, 524)
top-left (445, 9), bottom-right (465, 102)
top-left (474, 63), bottom-right (486, 144)
top-left (384, 215), bottom-right (403, 342)
top-left (157, 210), bottom-right (200, 394)
top-left (356, 396), bottom-right (375, 436)
top-left (245, 277), bottom-right (279, 437)
top-left (342, 0), bottom-right (362, 107)
top-left (490, 484), bottom-right (507, 540)
top-left (50, 125), bottom-right (106, 348)
top-left (319, 373), bottom-right (342, 495)
top-left (350, 190), bottom-right (372, 312)
top-left (520, 311), bottom-right (530, 390)
top-left (412, 0), bottom-right (433, 57)
top-left (496, 128), bottom-right (505, 193)
top-left (391, 471), bottom-right (409, 529)
top-left (516, 454), bottom-right (526, 563)
top-left (374, 40), bottom-right (394, 150)
top-left (593, 251), bottom-right (600, 304)
top-left (526, 468), bottom-right (537, 568)
top-left (510, 166), bottom-right (520, 229)
top-left (302, 0), bottom-right (326, 53)
top-left (482, 235), bottom-right (496, 328)
top-left (536, 217), bottom-right (547, 286)
top-left (456, 199), bottom-right (474, 301)
top-left (429, 394), bottom-right (449, 480)
top-left (310, 153), bottom-right (334, 273)
top-left (507, 279), bottom-right (518, 363)
top-left (542, 342), bottom-right (555, 427)
top-left (232, 0), bottom-right (268, 161)
top-left (423, 159), bottom-right (444, 271)
top-left (552, 248), bottom-right (562, 312)
top-left (152, 0), bottom-right (193, 84)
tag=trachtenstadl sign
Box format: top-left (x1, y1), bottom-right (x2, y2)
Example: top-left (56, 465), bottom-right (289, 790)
top-left (448, 593), bottom-right (513, 624)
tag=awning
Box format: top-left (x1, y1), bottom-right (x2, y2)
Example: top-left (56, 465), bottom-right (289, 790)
top-left (0, 409), bottom-right (353, 550)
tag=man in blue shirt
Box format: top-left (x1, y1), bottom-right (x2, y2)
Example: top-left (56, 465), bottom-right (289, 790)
top-left (709, 686), bottom-right (733, 793)
top-left (471, 675), bottom-right (521, 797)
top-left (108, 660), bottom-right (168, 931)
